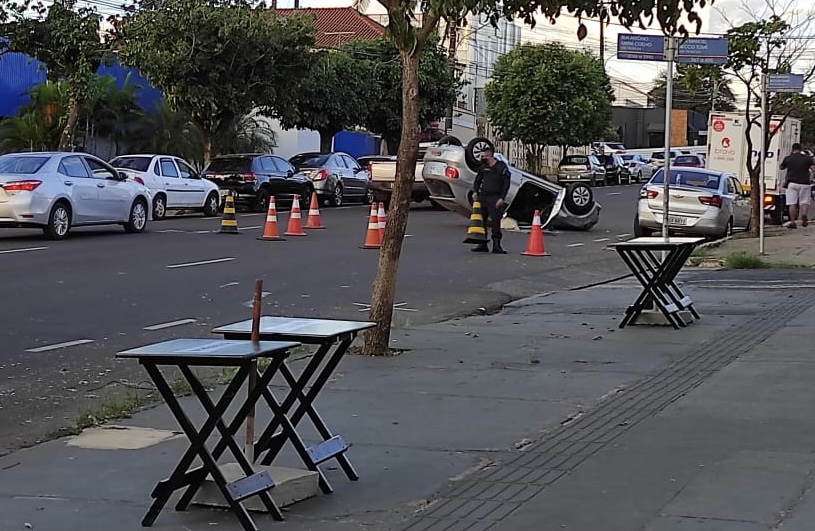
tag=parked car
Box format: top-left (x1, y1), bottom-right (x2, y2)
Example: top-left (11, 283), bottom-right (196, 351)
top-left (634, 167), bottom-right (752, 239)
top-left (591, 141), bottom-right (627, 154)
top-left (673, 154), bottom-right (706, 168)
top-left (110, 154), bottom-right (220, 220)
top-left (200, 154), bottom-right (313, 213)
top-left (423, 136), bottom-right (601, 231)
top-left (0, 152), bottom-right (151, 239)
top-left (360, 142), bottom-right (436, 208)
top-left (650, 149), bottom-right (687, 168)
top-left (595, 153), bottom-right (632, 185)
top-left (289, 151), bottom-right (372, 207)
top-left (556, 154), bottom-right (606, 187)
top-left (620, 154), bottom-right (656, 183)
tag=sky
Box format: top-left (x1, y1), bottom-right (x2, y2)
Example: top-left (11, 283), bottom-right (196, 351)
top-left (273, 0), bottom-right (815, 103)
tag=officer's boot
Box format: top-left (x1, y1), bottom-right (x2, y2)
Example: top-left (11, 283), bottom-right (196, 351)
top-left (491, 235), bottom-right (507, 254)
top-left (471, 242), bottom-right (489, 253)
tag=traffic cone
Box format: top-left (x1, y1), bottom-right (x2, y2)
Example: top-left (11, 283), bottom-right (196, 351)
top-left (361, 204), bottom-right (381, 249)
top-left (257, 196), bottom-right (285, 241)
top-left (305, 192), bottom-right (325, 229)
top-left (219, 191), bottom-right (239, 234)
top-left (284, 195), bottom-right (307, 236)
top-left (463, 201), bottom-right (488, 244)
top-left (521, 210), bottom-right (549, 257)
top-left (377, 202), bottom-right (387, 239)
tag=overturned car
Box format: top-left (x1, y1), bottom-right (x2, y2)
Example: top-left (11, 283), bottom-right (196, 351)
top-left (422, 137), bottom-right (601, 231)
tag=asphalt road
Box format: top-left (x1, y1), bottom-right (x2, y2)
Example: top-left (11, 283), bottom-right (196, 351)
top-left (0, 184), bottom-right (641, 453)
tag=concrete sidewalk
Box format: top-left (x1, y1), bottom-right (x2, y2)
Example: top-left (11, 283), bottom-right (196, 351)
top-left (0, 271), bottom-right (813, 531)
top-left (703, 223), bottom-right (814, 268)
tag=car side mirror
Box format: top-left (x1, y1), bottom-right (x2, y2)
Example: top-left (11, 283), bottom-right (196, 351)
top-left (287, 170), bottom-right (294, 178)
top-left (117, 171), bottom-right (129, 181)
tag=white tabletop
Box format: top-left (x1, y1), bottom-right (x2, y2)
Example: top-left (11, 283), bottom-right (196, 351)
top-left (212, 316), bottom-right (376, 339)
top-left (117, 339), bottom-right (299, 360)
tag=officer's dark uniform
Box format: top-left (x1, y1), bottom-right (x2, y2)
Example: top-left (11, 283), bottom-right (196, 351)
top-left (471, 158), bottom-right (511, 253)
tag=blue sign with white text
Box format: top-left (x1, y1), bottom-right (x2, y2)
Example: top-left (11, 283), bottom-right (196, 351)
top-left (767, 73), bottom-right (804, 92)
top-left (617, 34), bottom-right (665, 61)
top-left (675, 38), bottom-right (729, 65)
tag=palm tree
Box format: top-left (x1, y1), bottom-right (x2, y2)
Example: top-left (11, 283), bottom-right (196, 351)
top-left (0, 113), bottom-right (54, 152)
top-left (215, 112), bottom-right (277, 156)
top-left (126, 102), bottom-right (205, 164)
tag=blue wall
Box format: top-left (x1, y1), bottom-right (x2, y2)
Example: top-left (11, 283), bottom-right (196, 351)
top-left (333, 130), bottom-right (381, 158)
top-left (0, 52), bottom-right (163, 118)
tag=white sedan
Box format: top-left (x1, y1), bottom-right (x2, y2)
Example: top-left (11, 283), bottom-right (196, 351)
top-left (110, 154), bottom-right (220, 220)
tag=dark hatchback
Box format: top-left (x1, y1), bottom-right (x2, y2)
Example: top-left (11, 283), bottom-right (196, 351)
top-left (595, 154), bottom-right (632, 185)
top-left (200, 154), bottom-right (313, 212)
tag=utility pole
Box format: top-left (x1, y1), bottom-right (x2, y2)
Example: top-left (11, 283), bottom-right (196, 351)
top-left (599, 9), bottom-right (605, 63)
top-left (444, 15), bottom-right (459, 134)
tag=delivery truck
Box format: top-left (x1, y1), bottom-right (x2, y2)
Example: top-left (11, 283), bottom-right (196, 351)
top-left (706, 111), bottom-right (800, 225)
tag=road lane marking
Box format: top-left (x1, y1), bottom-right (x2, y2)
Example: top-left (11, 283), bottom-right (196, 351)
top-left (220, 282), bottom-right (240, 288)
top-left (567, 243), bottom-right (585, 248)
top-left (593, 238), bottom-right (610, 243)
top-left (25, 339), bottom-right (94, 353)
top-left (167, 257), bottom-right (235, 269)
top-left (144, 318), bottom-right (198, 331)
top-left (0, 246), bottom-right (48, 255)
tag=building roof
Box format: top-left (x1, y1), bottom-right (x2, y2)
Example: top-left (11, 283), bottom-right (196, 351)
top-left (276, 7), bottom-right (385, 48)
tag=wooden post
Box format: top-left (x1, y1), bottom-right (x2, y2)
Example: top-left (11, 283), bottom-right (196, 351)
top-left (245, 279), bottom-right (263, 462)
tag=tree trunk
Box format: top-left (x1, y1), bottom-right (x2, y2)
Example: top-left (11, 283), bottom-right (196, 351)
top-left (363, 50), bottom-right (421, 356)
top-left (58, 96), bottom-right (81, 151)
top-left (203, 131), bottom-right (214, 164)
top-left (319, 129), bottom-right (336, 153)
top-left (748, 167), bottom-right (761, 236)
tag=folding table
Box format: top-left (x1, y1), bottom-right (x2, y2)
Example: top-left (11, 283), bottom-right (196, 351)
top-left (212, 316), bottom-right (375, 494)
top-left (117, 338), bottom-right (300, 531)
top-left (610, 236), bottom-right (704, 329)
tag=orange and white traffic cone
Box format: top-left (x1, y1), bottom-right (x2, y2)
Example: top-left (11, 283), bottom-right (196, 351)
top-left (257, 196), bottom-right (285, 241)
top-left (305, 192), bottom-right (325, 229)
top-left (521, 209), bottom-right (549, 257)
top-left (284, 195), bottom-right (307, 237)
top-left (377, 202), bottom-right (387, 239)
top-left (361, 204), bottom-right (381, 249)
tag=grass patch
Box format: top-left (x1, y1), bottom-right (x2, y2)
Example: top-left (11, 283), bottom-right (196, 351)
top-left (63, 390), bottom-right (152, 436)
top-left (725, 251), bottom-right (770, 269)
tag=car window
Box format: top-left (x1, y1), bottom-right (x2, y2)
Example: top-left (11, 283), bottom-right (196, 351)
top-left (588, 156), bottom-right (601, 166)
top-left (726, 177), bottom-right (738, 194)
top-left (651, 169), bottom-right (721, 189)
top-left (273, 157), bottom-right (292, 173)
top-left (290, 154), bottom-right (330, 169)
top-left (343, 155), bottom-right (360, 170)
top-left (731, 178), bottom-right (744, 195)
top-left (58, 156), bottom-right (91, 178)
top-left (204, 157), bottom-right (252, 173)
top-left (675, 155), bottom-right (698, 164)
top-left (159, 158), bottom-right (179, 178)
top-left (85, 157), bottom-right (115, 179)
top-left (0, 155), bottom-right (51, 173)
top-left (110, 156), bottom-right (151, 172)
top-left (329, 155), bottom-right (346, 168)
top-left (176, 160), bottom-right (196, 178)
top-left (562, 155), bottom-right (589, 165)
top-left (259, 157), bottom-right (276, 172)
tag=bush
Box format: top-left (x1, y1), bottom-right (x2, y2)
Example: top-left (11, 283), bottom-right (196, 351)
top-left (725, 251), bottom-right (770, 269)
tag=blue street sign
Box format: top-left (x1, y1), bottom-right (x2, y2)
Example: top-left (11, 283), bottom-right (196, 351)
top-left (617, 34), bottom-right (665, 62)
top-left (767, 73), bottom-right (804, 93)
top-left (675, 37), bottom-right (728, 65)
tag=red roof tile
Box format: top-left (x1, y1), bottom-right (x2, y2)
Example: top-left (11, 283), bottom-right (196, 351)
top-left (276, 7), bottom-right (385, 48)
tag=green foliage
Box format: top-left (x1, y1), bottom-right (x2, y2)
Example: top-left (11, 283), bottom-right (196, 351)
top-left (725, 251), bottom-right (770, 269)
top-left (484, 42), bottom-right (612, 149)
top-left (340, 37), bottom-right (458, 153)
top-left (774, 94), bottom-right (815, 147)
top-left (115, 0), bottom-right (314, 161)
top-left (649, 64), bottom-right (737, 114)
top-left (725, 16), bottom-right (790, 79)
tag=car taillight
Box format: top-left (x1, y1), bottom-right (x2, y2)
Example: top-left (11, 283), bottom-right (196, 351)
top-left (313, 170), bottom-right (328, 181)
top-left (445, 166), bottom-right (459, 179)
top-left (585, 163), bottom-right (591, 170)
top-left (2, 180), bottom-right (42, 192)
top-left (641, 189), bottom-right (659, 199)
top-left (699, 195), bottom-right (723, 208)
top-left (134, 176), bottom-right (145, 185)
top-left (242, 172), bottom-right (256, 182)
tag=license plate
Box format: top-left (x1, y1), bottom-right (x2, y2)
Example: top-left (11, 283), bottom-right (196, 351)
top-left (668, 216), bottom-right (687, 225)
top-left (426, 162), bottom-right (446, 177)
top-left (219, 190), bottom-right (229, 199)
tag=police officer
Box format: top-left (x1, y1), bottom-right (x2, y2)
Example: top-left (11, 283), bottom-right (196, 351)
top-left (471, 146), bottom-right (511, 254)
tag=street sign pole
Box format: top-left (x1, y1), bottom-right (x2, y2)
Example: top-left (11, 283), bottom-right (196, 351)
top-left (759, 74), bottom-right (768, 255)
top-left (662, 37), bottom-right (676, 243)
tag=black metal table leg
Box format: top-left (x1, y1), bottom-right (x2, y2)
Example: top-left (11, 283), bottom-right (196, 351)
top-left (617, 248), bottom-right (683, 329)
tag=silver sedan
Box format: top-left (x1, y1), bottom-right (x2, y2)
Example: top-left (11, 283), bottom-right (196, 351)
top-left (0, 152), bottom-right (152, 239)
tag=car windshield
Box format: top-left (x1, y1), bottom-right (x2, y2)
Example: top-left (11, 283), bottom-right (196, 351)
top-left (621, 155), bottom-right (635, 161)
top-left (562, 156), bottom-right (589, 165)
top-left (0, 156), bottom-right (50, 174)
top-left (606, 143), bottom-right (625, 151)
top-left (204, 157), bottom-right (252, 173)
top-left (651, 169), bottom-right (720, 189)
top-left (290, 154), bottom-right (329, 169)
top-left (651, 152), bottom-right (665, 160)
top-left (675, 156), bottom-right (699, 164)
top-left (110, 156), bottom-right (151, 171)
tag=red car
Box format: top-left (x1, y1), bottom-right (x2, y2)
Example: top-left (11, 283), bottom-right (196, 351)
top-left (673, 154), bottom-right (705, 168)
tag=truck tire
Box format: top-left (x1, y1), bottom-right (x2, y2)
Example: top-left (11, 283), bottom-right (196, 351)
top-left (563, 182), bottom-right (594, 216)
top-left (465, 137), bottom-right (495, 172)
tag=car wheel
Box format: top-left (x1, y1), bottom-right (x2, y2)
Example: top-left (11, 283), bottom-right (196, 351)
top-left (300, 188), bottom-right (313, 210)
top-left (719, 217), bottom-right (733, 239)
top-left (43, 201), bottom-right (71, 240)
top-left (254, 188), bottom-right (270, 213)
top-left (633, 216), bottom-right (652, 237)
top-left (465, 136), bottom-right (495, 172)
top-left (124, 198), bottom-right (148, 233)
top-left (329, 184), bottom-right (343, 207)
top-left (152, 194), bottom-right (167, 221)
top-left (563, 183), bottom-right (594, 216)
top-left (364, 187), bottom-right (374, 205)
top-left (637, 171), bottom-right (643, 183)
top-left (437, 135), bottom-right (462, 147)
top-left (203, 192), bottom-right (219, 217)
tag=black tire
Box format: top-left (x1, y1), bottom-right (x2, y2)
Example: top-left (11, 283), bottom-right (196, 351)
top-left (633, 216), bottom-right (652, 237)
top-left (563, 183), bottom-right (594, 216)
top-left (769, 202), bottom-right (784, 225)
top-left (465, 137), bottom-right (495, 172)
top-left (43, 201), bottom-right (71, 240)
top-left (719, 217), bottom-right (733, 239)
top-left (253, 187), bottom-right (270, 213)
top-left (636, 171), bottom-right (643, 183)
top-left (124, 198), bottom-right (148, 234)
top-left (329, 183), bottom-right (343, 207)
top-left (152, 194), bottom-right (167, 221)
top-left (437, 135), bottom-right (462, 147)
top-left (203, 192), bottom-right (219, 217)
top-left (363, 186), bottom-right (374, 205)
top-left (299, 188), bottom-right (313, 210)
top-left (595, 173), bottom-right (605, 187)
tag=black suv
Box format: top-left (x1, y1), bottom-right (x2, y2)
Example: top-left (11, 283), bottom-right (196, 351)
top-left (594, 154), bottom-right (631, 185)
top-left (201, 154), bottom-right (314, 212)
